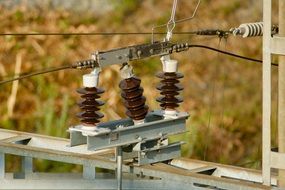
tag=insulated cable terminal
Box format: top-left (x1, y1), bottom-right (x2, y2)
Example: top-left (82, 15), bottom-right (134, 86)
top-left (72, 59), bottom-right (99, 69)
top-left (171, 43), bottom-right (190, 53)
top-left (196, 29), bottom-right (230, 38)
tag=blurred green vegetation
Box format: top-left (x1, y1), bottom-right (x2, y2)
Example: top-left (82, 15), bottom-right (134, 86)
top-left (0, 0), bottom-right (278, 173)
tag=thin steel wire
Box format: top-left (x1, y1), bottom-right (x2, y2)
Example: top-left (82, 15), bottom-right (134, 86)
top-left (217, 38), bottom-right (228, 160)
top-left (0, 31), bottom-right (198, 36)
top-left (166, 0), bottom-right (179, 40)
top-left (0, 65), bottom-right (71, 85)
top-left (151, 0), bottom-right (201, 42)
top-left (203, 39), bottom-right (222, 161)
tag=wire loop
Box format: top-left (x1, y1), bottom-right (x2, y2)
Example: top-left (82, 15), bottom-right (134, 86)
top-left (152, 0), bottom-right (201, 43)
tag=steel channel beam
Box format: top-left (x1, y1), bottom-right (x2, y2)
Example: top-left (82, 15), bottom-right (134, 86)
top-left (132, 164), bottom-right (269, 190)
top-left (171, 158), bottom-right (277, 186)
top-left (0, 140), bottom-right (269, 190)
top-left (0, 178), bottom-right (192, 190)
top-left (0, 129), bottom-right (271, 190)
top-left (0, 171), bottom-right (271, 190)
top-left (137, 142), bottom-right (182, 165)
top-left (0, 142), bottom-right (117, 170)
top-left (86, 113), bottom-right (187, 150)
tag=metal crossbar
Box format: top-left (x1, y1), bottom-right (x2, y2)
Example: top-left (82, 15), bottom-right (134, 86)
top-left (0, 128), bottom-right (276, 190)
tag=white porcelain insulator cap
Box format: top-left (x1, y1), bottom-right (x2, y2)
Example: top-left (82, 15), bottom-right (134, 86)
top-left (81, 125), bottom-right (97, 131)
top-left (133, 119), bottom-right (144, 125)
top-left (120, 64), bottom-right (134, 79)
top-left (163, 109), bottom-right (177, 119)
top-left (83, 73), bottom-right (99, 88)
top-left (238, 24), bottom-right (250, 38)
top-left (161, 57), bottom-right (178, 73)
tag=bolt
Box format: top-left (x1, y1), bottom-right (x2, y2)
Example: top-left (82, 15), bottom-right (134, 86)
top-left (137, 50), bottom-right (142, 57)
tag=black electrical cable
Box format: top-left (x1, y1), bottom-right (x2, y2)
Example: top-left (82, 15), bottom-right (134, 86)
top-left (187, 44), bottom-right (278, 67)
top-left (0, 65), bottom-right (71, 85)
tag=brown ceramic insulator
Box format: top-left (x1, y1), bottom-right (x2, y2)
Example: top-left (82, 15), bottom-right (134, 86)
top-left (119, 77), bottom-right (148, 121)
top-left (76, 87), bottom-right (104, 125)
top-left (156, 72), bottom-right (184, 110)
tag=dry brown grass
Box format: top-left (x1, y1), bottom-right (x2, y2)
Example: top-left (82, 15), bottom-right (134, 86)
top-left (0, 0), bottom-right (279, 171)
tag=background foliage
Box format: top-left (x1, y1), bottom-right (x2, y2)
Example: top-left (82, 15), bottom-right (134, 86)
top-left (0, 0), bottom-right (279, 172)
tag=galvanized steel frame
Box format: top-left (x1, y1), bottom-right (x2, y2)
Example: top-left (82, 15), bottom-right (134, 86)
top-left (0, 128), bottom-right (274, 189)
top-left (262, 0), bottom-right (285, 186)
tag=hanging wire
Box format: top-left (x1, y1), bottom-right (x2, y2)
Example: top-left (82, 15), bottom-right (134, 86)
top-left (203, 39), bottom-right (223, 161)
top-left (0, 65), bottom-right (71, 85)
top-left (186, 44), bottom-right (278, 66)
top-left (217, 38), bottom-right (228, 160)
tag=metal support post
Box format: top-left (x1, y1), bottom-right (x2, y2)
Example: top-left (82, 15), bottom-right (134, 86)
top-left (117, 147), bottom-right (122, 190)
top-left (0, 153), bottom-right (4, 179)
top-left (22, 156), bottom-right (33, 177)
top-left (262, 0), bottom-right (272, 186)
top-left (14, 156), bottom-right (33, 179)
top-left (83, 165), bottom-right (96, 180)
top-left (278, 0), bottom-right (285, 187)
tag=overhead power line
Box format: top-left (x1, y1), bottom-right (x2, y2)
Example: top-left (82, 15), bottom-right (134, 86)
top-left (0, 65), bottom-right (71, 85)
top-left (0, 31), bottom-right (198, 36)
top-left (187, 44), bottom-right (278, 66)
top-left (0, 44), bottom-right (278, 85)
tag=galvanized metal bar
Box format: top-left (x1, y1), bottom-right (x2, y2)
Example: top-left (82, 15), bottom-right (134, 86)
top-left (271, 36), bottom-right (285, 55)
top-left (0, 153), bottom-right (4, 179)
top-left (85, 112), bottom-right (187, 151)
top-left (0, 142), bottom-right (117, 171)
top-left (262, 0), bottom-right (272, 186)
top-left (138, 163), bottom-right (268, 190)
top-left (14, 156), bottom-right (33, 179)
top-left (188, 166), bottom-right (216, 174)
top-left (137, 142), bottom-right (182, 165)
top-left (0, 178), bottom-right (190, 190)
top-left (22, 156), bottom-right (33, 177)
top-left (271, 151), bottom-right (285, 170)
top-left (83, 165), bottom-right (96, 180)
top-left (1, 135), bottom-right (31, 143)
top-left (0, 129), bottom-right (271, 190)
top-left (117, 147), bottom-right (122, 190)
top-left (278, 0), bottom-right (285, 187)
top-left (171, 158), bottom-right (277, 185)
top-left (69, 131), bottom-right (86, 147)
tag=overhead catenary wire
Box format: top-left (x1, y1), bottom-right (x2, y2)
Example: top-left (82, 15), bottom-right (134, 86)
top-left (0, 44), bottom-right (278, 85)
